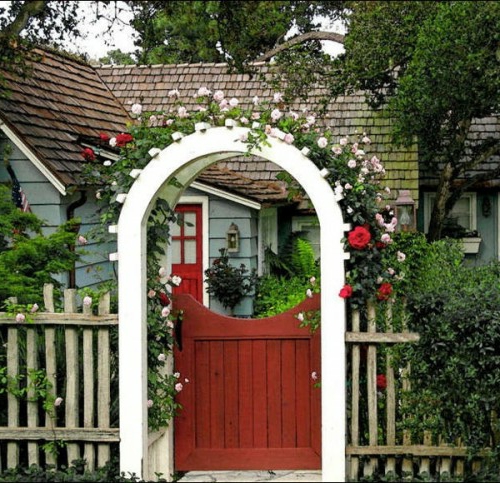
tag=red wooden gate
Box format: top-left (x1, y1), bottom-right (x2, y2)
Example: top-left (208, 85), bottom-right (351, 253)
top-left (173, 293), bottom-right (321, 471)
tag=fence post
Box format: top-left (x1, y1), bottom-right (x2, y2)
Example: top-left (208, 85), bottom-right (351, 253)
top-left (83, 298), bottom-right (95, 470)
top-left (64, 289), bottom-right (80, 465)
top-left (349, 309), bottom-right (360, 481)
top-left (43, 283), bottom-right (57, 467)
top-left (364, 300), bottom-right (378, 477)
top-left (97, 292), bottom-right (111, 467)
top-left (6, 296), bottom-right (19, 467)
top-left (385, 302), bottom-right (396, 476)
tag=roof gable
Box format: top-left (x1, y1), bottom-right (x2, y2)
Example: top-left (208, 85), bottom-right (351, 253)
top-left (0, 49), bottom-right (131, 190)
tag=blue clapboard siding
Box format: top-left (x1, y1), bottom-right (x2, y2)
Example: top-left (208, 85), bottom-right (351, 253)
top-left (207, 195), bottom-right (259, 317)
top-left (0, 137), bottom-right (116, 295)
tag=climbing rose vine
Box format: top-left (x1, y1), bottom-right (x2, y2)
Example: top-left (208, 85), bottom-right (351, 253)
top-left (82, 86), bottom-right (408, 427)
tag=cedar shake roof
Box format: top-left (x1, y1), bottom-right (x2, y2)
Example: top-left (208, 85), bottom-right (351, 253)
top-left (0, 49), bottom-right (131, 188)
top-left (96, 62), bottom-right (420, 204)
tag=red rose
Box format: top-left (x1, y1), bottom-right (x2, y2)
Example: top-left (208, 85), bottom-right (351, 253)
top-left (348, 225), bottom-right (372, 250)
top-left (339, 284), bottom-right (353, 299)
top-left (158, 292), bottom-right (171, 307)
top-left (99, 132), bottom-right (110, 142)
top-left (115, 133), bottom-right (134, 147)
top-left (81, 147), bottom-right (95, 161)
top-left (376, 282), bottom-right (393, 301)
top-left (376, 374), bottom-right (387, 391)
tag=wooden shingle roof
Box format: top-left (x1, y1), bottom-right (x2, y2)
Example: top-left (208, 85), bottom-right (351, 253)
top-left (96, 62), bottom-right (420, 204)
top-left (0, 49), bottom-right (131, 188)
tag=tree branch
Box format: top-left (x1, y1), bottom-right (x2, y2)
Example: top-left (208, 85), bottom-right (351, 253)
top-left (0, 0), bottom-right (46, 40)
top-left (256, 31), bottom-right (344, 62)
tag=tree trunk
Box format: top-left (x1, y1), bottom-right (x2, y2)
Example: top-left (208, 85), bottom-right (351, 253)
top-left (427, 162), bottom-right (454, 241)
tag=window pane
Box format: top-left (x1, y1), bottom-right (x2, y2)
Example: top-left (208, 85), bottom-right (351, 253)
top-left (170, 221), bottom-right (180, 237)
top-left (184, 240), bottom-right (196, 263)
top-left (172, 240), bottom-right (181, 264)
top-left (184, 212), bottom-right (196, 236)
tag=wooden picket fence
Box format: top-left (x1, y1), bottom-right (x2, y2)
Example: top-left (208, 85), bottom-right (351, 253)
top-left (0, 284), bottom-right (118, 472)
top-left (345, 300), bottom-right (490, 481)
top-left (0, 286), bottom-right (494, 480)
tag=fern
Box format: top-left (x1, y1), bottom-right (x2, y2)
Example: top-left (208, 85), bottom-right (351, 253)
top-left (291, 237), bottom-right (317, 279)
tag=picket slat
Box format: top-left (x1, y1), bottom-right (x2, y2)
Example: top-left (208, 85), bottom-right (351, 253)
top-left (6, 327), bottom-right (19, 468)
top-left (26, 327), bottom-right (39, 466)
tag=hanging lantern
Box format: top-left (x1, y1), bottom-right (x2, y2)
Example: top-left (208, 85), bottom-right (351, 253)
top-left (395, 190), bottom-right (416, 232)
top-left (226, 223), bottom-right (240, 252)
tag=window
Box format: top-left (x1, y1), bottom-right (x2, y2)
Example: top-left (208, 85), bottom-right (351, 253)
top-left (292, 216), bottom-right (320, 260)
top-left (424, 192), bottom-right (477, 233)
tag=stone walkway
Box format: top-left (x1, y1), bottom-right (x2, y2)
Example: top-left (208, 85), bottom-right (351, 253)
top-left (176, 470), bottom-right (322, 482)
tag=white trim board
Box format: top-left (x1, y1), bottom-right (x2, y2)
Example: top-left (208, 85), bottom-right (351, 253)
top-left (0, 121), bottom-right (67, 195)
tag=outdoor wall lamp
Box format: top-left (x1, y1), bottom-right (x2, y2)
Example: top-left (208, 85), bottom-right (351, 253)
top-left (395, 189), bottom-right (416, 232)
top-left (226, 223), bottom-right (240, 252)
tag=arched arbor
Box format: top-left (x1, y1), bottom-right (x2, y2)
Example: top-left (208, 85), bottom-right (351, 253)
top-left (116, 125), bottom-right (348, 481)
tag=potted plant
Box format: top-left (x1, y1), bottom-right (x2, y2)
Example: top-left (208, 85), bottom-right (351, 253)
top-left (441, 217), bottom-right (481, 254)
top-left (204, 248), bottom-right (257, 315)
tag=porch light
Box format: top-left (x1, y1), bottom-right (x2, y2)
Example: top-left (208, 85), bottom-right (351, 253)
top-left (226, 223), bottom-right (240, 252)
top-left (395, 189), bottom-right (416, 232)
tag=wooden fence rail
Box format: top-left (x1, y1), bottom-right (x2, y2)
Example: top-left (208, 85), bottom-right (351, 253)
top-left (0, 284), bottom-right (118, 472)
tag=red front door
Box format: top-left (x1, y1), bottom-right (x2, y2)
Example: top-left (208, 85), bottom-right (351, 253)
top-left (172, 204), bottom-right (203, 303)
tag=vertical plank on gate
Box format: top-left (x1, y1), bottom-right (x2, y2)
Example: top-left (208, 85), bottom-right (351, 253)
top-left (364, 301), bottom-right (378, 477)
top-left (64, 289), bottom-right (80, 465)
top-left (83, 302), bottom-right (95, 470)
top-left (349, 310), bottom-right (361, 482)
top-left (26, 327), bottom-right (39, 466)
top-left (295, 339), bottom-right (310, 448)
top-left (43, 284), bottom-right (57, 467)
top-left (195, 341), bottom-right (211, 448)
top-left (238, 340), bottom-right (253, 448)
top-left (97, 292), bottom-right (111, 466)
top-left (385, 303), bottom-right (396, 476)
top-left (223, 341), bottom-right (239, 448)
top-left (267, 340), bottom-right (282, 448)
top-left (281, 340), bottom-right (296, 448)
top-left (7, 326), bottom-right (19, 468)
top-left (209, 341), bottom-right (225, 448)
top-left (252, 340), bottom-right (267, 448)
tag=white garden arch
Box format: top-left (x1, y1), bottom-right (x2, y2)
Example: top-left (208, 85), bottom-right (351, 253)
top-left (116, 125), bottom-right (348, 482)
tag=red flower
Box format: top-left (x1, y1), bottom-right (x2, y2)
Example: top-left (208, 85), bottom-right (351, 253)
top-left (339, 284), bottom-right (353, 299)
top-left (376, 374), bottom-right (387, 391)
top-left (158, 291), bottom-right (171, 307)
top-left (348, 225), bottom-right (372, 250)
top-left (115, 133), bottom-right (134, 147)
top-left (99, 132), bottom-right (110, 142)
top-left (81, 147), bottom-right (95, 161)
top-left (376, 282), bottom-right (393, 301)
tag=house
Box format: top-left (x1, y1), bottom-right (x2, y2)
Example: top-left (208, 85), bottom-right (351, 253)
top-left (4, 47), bottom-right (495, 314)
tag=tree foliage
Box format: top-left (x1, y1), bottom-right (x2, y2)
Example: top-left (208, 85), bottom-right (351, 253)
top-left (127, 0), bottom-right (345, 68)
top-left (338, 1), bottom-right (500, 239)
top-left (0, 184), bottom-right (80, 305)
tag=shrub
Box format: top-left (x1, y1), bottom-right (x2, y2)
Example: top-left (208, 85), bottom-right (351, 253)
top-left (253, 275), bottom-right (311, 318)
top-left (397, 258), bottom-right (500, 450)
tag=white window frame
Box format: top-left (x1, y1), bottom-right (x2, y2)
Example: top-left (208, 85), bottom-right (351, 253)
top-left (423, 192), bottom-right (477, 233)
top-left (258, 207), bottom-right (278, 275)
top-left (292, 215), bottom-right (321, 260)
